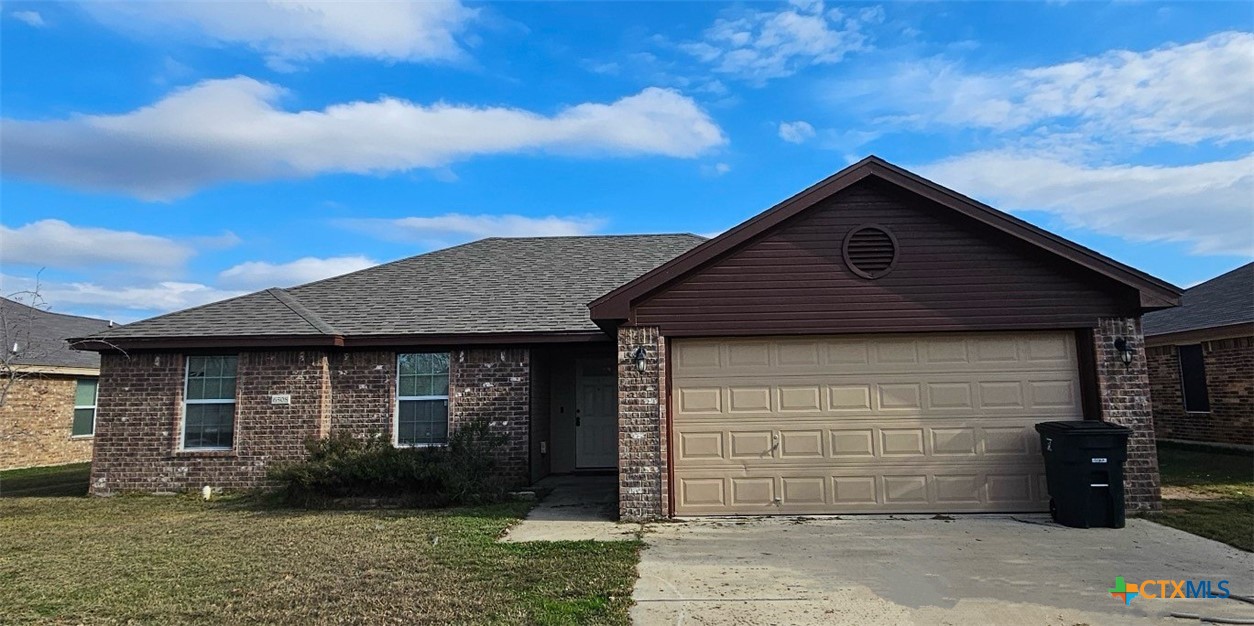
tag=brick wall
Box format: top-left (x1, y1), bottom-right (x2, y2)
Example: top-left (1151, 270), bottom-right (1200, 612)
top-left (329, 351), bottom-right (395, 438)
top-left (1093, 317), bottom-right (1161, 512)
top-left (1148, 336), bottom-right (1254, 447)
top-left (450, 348), bottom-right (530, 487)
top-left (0, 374), bottom-right (94, 470)
top-left (91, 351), bottom-right (330, 494)
top-left (617, 326), bottom-right (666, 522)
top-left (91, 348), bottom-right (535, 494)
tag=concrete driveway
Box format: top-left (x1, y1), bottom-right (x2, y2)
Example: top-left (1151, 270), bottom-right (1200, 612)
top-left (633, 516), bottom-right (1253, 625)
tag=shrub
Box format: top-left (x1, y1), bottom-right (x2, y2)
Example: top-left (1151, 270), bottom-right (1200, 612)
top-left (267, 418), bottom-right (509, 508)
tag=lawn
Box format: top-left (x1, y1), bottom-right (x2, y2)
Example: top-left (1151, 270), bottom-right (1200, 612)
top-left (0, 468), bottom-right (641, 625)
top-left (1152, 443), bottom-right (1253, 552)
top-left (0, 463), bottom-right (91, 497)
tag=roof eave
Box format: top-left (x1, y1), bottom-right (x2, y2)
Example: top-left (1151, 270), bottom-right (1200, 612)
top-left (70, 330), bottom-right (613, 352)
top-left (71, 334), bottom-right (346, 352)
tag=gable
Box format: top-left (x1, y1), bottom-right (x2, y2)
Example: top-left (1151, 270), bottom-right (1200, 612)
top-left (627, 178), bottom-right (1143, 336)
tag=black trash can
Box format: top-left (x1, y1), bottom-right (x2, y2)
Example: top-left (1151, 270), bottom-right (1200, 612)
top-left (1034, 421), bottom-right (1133, 528)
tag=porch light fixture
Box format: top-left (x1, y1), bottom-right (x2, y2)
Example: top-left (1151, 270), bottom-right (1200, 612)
top-left (631, 346), bottom-right (648, 373)
top-left (1113, 337), bottom-right (1133, 366)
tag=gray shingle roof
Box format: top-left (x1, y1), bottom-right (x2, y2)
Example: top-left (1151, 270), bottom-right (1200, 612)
top-left (2, 298), bottom-right (110, 368)
top-left (1143, 262), bottom-right (1254, 337)
top-left (86, 235), bottom-right (706, 342)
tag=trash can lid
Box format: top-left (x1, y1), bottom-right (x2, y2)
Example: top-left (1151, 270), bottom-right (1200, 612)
top-left (1034, 420), bottom-right (1133, 436)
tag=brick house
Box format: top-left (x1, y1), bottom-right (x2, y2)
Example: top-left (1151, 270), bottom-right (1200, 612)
top-left (75, 157), bottom-right (1181, 520)
top-left (1143, 263), bottom-right (1253, 448)
top-left (2, 298), bottom-right (111, 470)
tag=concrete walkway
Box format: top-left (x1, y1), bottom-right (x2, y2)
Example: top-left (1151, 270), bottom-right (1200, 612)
top-left (500, 475), bottom-right (641, 542)
top-left (633, 515), bottom-right (1254, 625)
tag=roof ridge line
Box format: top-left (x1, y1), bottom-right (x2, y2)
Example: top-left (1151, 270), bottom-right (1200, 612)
top-left (267, 288), bottom-right (339, 336)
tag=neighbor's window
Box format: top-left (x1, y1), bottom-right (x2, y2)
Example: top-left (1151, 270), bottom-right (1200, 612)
top-left (1177, 344), bottom-right (1211, 413)
top-left (71, 378), bottom-right (98, 437)
top-left (183, 355), bottom-right (238, 450)
top-left (396, 353), bottom-right (450, 447)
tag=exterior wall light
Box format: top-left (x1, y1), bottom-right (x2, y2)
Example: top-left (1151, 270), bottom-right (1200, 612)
top-left (631, 346), bottom-right (648, 373)
top-left (1113, 337), bottom-right (1133, 366)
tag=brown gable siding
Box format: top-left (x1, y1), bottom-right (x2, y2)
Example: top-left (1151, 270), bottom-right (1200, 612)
top-left (632, 179), bottom-right (1139, 336)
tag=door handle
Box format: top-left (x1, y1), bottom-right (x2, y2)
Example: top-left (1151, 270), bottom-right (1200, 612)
top-left (576, 415), bottom-right (581, 426)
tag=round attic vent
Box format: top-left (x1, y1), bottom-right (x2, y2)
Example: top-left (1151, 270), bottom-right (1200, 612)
top-left (842, 225), bottom-right (898, 279)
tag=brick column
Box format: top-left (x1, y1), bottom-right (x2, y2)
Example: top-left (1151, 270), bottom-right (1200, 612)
top-left (450, 348), bottom-right (530, 487)
top-left (1094, 317), bottom-right (1161, 512)
top-left (618, 326), bottom-right (666, 522)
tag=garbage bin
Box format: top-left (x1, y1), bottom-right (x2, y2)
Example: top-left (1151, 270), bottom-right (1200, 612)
top-left (1034, 421), bottom-right (1133, 529)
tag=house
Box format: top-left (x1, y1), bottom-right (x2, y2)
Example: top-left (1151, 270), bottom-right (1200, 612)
top-left (74, 157), bottom-right (1181, 520)
top-left (1, 298), bottom-right (111, 470)
top-left (1143, 263), bottom-right (1253, 448)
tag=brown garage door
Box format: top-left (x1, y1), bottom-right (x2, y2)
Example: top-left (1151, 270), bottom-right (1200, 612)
top-left (671, 332), bottom-right (1082, 515)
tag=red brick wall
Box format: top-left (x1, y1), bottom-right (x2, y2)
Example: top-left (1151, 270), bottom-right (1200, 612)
top-left (450, 348), bottom-right (530, 487)
top-left (1094, 317), bottom-right (1161, 512)
top-left (91, 348), bottom-right (532, 494)
top-left (329, 351), bottom-right (395, 439)
top-left (617, 326), bottom-right (665, 522)
top-left (1148, 336), bottom-right (1254, 447)
top-left (0, 374), bottom-right (94, 470)
top-left (91, 351), bottom-right (330, 494)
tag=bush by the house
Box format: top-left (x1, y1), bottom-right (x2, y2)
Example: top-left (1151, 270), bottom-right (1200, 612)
top-left (268, 418), bottom-right (509, 507)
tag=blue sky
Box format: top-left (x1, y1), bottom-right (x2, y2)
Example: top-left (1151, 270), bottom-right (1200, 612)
top-left (1, 1), bottom-right (1250, 322)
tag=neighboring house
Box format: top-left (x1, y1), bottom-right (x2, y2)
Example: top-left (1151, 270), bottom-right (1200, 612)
top-left (74, 157), bottom-right (1181, 520)
top-left (1, 298), bottom-right (111, 470)
top-left (1143, 263), bottom-right (1253, 448)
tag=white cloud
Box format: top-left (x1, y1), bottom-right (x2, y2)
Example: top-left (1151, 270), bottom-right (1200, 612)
top-left (921, 152), bottom-right (1254, 257)
top-left (0, 273), bottom-right (245, 322)
top-left (11, 10), bottom-right (45, 27)
top-left (82, 1), bottom-right (477, 70)
top-left (1, 77), bottom-right (727, 199)
top-left (342, 213), bottom-right (605, 245)
top-left (778, 120), bottom-right (816, 143)
top-left (683, 1), bottom-right (879, 83)
top-left (701, 162), bottom-right (732, 177)
top-left (218, 256), bottom-right (377, 289)
top-left (0, 220), bottom-right (196, 273)
top-left (843, 31), bottom-right (1254, 147)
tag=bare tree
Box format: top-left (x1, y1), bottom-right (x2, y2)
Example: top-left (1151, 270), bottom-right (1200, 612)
top-left (0, 275), bottom-right (123, 407)
top-left (1, 278), bottom-right (53, 407)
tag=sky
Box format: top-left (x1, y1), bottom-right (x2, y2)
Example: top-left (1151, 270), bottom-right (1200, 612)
top-left (1, 1), bottom-right (1251, 323)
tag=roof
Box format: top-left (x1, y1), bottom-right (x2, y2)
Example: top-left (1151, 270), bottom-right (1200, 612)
top-left (1, 298), bottom-right (111, 369)
top-left (78, 235), bottom-right (706, 348)
top-left (590, 155), bottom-right (1182, 321)
top-left (1143, 262), bottom-right (1254, 337)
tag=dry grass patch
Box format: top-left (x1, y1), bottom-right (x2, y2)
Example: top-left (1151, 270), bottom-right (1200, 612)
top-left (0, 495), bottom-right (640, 625)
top-left (1151, 443), bottom-right (1252, 552)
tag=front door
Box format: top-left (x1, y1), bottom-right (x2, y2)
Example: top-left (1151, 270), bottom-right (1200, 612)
top-left (575, 359), bottom-right (617, 469)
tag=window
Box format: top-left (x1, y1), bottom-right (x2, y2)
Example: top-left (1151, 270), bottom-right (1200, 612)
top-left (71, 378), bottom-right (98, 437)
top-left (396, 353), bottom-right (450, 447)
top-left (183, 355), bottom-right (238, 450)
top-left (1178, 344), bottom-right (1211, 413)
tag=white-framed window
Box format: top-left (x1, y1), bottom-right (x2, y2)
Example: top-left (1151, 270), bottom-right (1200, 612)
top-left (71, 378), bottom-right (98, 437)
top-left (182, 355), bottom-right (238, 450)
top-left (396, 353), bottom-right (450, 447)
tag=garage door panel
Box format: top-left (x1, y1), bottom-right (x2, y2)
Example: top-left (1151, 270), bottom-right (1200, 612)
top-left (672, 332), bottom-right (1078, 515)
top-left (674, 421), bottom-right (1046, 466)
top-left (673, 335), bottom-right (1076, 378)
top-left (677, 431), bottom-right (724, 461)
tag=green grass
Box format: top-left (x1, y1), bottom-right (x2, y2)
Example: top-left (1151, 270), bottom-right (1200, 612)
top-left (0, 495), bottom-right (641, 625)
top-left (0, 463), bottom-right (91, 497)
top-left (1152, 443), bottom-right (1253, 551)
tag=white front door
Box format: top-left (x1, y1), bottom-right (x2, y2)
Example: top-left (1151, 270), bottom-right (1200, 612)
top-left (576, 360), bottom-right (618, 469)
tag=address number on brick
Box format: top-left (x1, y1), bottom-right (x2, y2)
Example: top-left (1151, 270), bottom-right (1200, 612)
top-left (270, 394), bottom-right (292, 405)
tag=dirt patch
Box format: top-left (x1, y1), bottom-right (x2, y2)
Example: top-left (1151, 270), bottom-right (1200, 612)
top-left (1161, 486), bottom-right (1226, 501)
